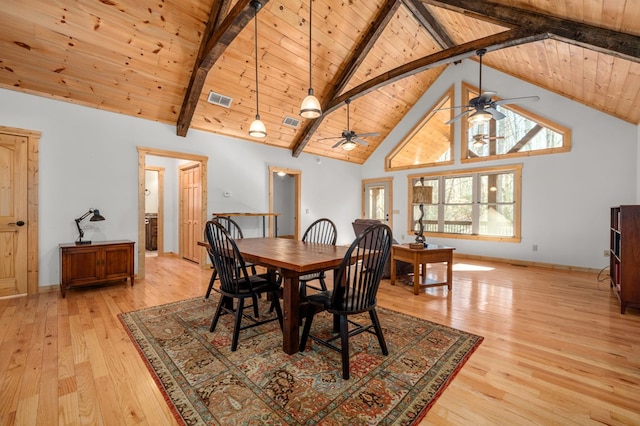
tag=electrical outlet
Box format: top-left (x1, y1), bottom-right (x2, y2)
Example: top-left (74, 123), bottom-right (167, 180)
top-left (604, 249), bottom-right (610, 257)
top-left (532, 244), bottom-right (538, 251)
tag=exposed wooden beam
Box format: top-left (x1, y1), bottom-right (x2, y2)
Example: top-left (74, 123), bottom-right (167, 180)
top-left (324, 28), bottom-right (547, 116)
top-left (402, 0), bottom-right (456, 49)
top-left (422, 0), bottom-right (640, 62)
top-left (508, 124), bottom-right (542, 153)
top-left (292, 0), bottom-right (401, 157)
top-left (177, 0), bottom-right (269, 137)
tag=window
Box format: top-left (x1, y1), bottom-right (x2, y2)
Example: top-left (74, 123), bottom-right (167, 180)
top-left (408, 164), bottom-right (522, 242)
top-left (461, 82), bottom-right (570, 162)
top-left (385, 86), bottom-right (454, 171)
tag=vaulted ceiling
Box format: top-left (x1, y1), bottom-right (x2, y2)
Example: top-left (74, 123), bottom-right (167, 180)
top-left (1, 0), bottom-right (639, 164)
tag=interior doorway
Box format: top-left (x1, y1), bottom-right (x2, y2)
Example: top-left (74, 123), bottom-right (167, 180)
top-left (362, 177), bottom-right (393, 228)
top-left (144, 167), bottom-right (164, 257)
top-left (137, 147), bottom-right (208, 280)
top-left (269, 166), bottom-right (301, 240)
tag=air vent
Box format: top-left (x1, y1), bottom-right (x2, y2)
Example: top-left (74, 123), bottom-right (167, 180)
top-left (282, 116), bottom-right (301, 128)
top-left (207, 91), bottom-right (232, 108)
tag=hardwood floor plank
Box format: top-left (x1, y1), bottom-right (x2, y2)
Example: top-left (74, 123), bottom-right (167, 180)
top-left (0, 255), bottom-right (639, 425)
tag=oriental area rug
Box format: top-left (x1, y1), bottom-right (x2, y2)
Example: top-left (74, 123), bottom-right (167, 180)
top-left (119, 296), bottom-right (483, 425)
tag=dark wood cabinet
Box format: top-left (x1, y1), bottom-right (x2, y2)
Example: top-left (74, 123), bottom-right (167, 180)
top-left (610, 206), bottom-right (640, 313)
top-left (145, 215), bottom-right (158, 251)
top-left (59, 240), bottom-right (135, 297)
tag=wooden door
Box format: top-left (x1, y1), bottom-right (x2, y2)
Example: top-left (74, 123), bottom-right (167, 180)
top-left (180, 162), bottom-right (201, 262)
top-left (362, 178), bottom-right (393, 228)
top-left (0, 133), bottom-right (28, 296)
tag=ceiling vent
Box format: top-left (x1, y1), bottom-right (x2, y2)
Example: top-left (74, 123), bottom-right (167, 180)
top-left (207, 91), bottom-right (232, 108)
top-left (282, 116), bottom-right (301, 128)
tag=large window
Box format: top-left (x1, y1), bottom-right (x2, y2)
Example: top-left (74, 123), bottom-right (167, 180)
top-left (461, 82), bottom-right (570, 163)
top-left (385, 86), bottom-right (454, 171)
top-left (408, 164), bottom-right (522, 242)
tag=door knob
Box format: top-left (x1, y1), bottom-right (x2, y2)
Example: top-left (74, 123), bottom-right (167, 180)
top-left (8, 220), bottom-right (25, 226)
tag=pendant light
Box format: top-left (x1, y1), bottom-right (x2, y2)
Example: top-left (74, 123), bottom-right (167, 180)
top-left (248, 0), bottom-right (267, 138)
top-left (299, 0), bottom-right (322, 119)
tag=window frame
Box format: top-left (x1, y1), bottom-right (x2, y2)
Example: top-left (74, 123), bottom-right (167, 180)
top-left (407, 164), bottom-right (522, 242)
top-left (385, 86), bottom-right (455, 171)
top-left (461, 82), bottom-right (571, 163)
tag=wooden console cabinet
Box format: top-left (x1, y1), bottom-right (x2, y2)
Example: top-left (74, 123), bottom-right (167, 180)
top-left (610, 206), bottom-right (640, 313)
top-left (59, 240), bottom-right (135, 297)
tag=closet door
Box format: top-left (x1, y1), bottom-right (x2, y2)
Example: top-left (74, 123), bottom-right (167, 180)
top-left (179, 162), bottom-right (201, 262)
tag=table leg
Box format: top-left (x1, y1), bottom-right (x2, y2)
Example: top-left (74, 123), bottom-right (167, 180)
top-left (282, 273), bottom-right (300, 354)
top-left (413, 262), bottom-right (421, 295)
top-left (390, 256), bottom-right (397, 285)
top-left (447, 254), bottom-right (453, 290)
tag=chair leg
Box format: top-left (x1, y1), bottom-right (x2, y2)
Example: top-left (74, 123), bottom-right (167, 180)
top-left (270, 291), bottom-right (284, 329)
top-left (205, 269), bottom-right (218, 299)
top-left (339, 315), bottom-right (350, 380)
top-left (299, 306), bottom-right (317, 352)
top-left (318, 273), bottom-right (328, 291)
top-left (252, 294), bottom-right (260, 318)
top-left (369, 309), bottom-right (388, 355)
top-left (231, 298), bottom-right (245, 351)
top-left (209, 295), bottom-right (227, 332)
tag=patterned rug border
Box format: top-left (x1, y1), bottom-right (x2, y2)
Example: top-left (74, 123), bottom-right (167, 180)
top-left (118, 297), bottom-right (483, 425)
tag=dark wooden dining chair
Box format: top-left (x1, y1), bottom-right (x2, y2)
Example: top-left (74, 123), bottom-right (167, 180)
top-left (205, 216), bottom-right (257, 299)
top-left (299, 218), bottom-right (338, 296)
top-left (299, 223), bottom-right (392, 379)
top-left (204, 220), bottom-right (283, 351)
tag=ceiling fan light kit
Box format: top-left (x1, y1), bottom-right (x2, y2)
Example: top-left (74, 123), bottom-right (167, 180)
top-left (468, 110), bottom-right (492, 125)
top-left (300, 0), bottom-right (322, 119)
top-left (341, 140), bottom-right (357, 151)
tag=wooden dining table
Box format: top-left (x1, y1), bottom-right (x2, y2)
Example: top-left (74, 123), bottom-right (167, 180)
top-left (210, 237), bottom-right (352, 355)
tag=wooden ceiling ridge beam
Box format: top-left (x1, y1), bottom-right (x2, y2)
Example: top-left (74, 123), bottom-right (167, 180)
top-left (325, 28), bottom-right (547, 114)
top-left (421, 0), bottom-right (640, 62)
top-left (402, 0), bottom-right (456, 49)
top-left (292, 0), bottom-right (401, 157)
top-left (177, 0), bottom-right (269, 137)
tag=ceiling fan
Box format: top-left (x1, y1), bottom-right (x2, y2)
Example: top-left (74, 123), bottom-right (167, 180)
top-left (444, 49), bottom-right (540, 125)
top-left (471, 133), bottom-right (503, 149)
top-left (319, 99), bottom-right (380, 151)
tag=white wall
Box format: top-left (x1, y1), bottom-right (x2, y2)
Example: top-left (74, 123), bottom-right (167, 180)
top-left (0, 89), bottom-right (361, 287)
top-left (363, 59), bottom-right (638, 269)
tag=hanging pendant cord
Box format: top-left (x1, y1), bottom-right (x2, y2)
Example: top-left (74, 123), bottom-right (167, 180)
top-left (254, 4), bottom-right (260, 117)
top-left (308, 0), bottom-right (312, 89)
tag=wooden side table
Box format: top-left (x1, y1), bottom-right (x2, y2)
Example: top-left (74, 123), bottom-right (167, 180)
top-left (390, 244), bottom-right (455, 295)
top-left (59, 240), bottom-right (135, 297)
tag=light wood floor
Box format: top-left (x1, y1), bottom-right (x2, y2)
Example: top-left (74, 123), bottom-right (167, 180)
top-left (1, 255), bottom-right (639, 425)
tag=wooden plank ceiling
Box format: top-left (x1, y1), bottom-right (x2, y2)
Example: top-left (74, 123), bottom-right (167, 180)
top-left (1, 0), bottom-right (639, 164)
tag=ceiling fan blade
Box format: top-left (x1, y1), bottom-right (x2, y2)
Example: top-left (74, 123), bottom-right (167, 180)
top-left (445, 109), bottom-right (473, 124)
top-left (493, 96), bottom-right (540, 106)
top-left (317, 136), bottom-right (344, 141)
top-left (485, 107), bottom-right (506, 120)
top-left (355, 132), bottom-right (380, 138)
top-left (436, 104), bottom-right (472, 111)
top-left (353, 137), bottom-right (369, 146)
top-left (331, 139), bottom-right (346, 148)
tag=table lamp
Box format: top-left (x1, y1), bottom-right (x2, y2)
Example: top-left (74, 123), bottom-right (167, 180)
top-left (410, 177), bottom-right (432, 249)
top-left (75, 208), bottom-right (105, 245)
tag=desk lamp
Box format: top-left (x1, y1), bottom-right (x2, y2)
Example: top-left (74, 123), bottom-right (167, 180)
top-left (75, 208), bottom-right (105, 245)
top-left (410, 178), bottom-right (433, 249)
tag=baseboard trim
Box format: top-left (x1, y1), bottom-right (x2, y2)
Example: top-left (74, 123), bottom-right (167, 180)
top-left (453, 253), bottom-right (603, 274)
